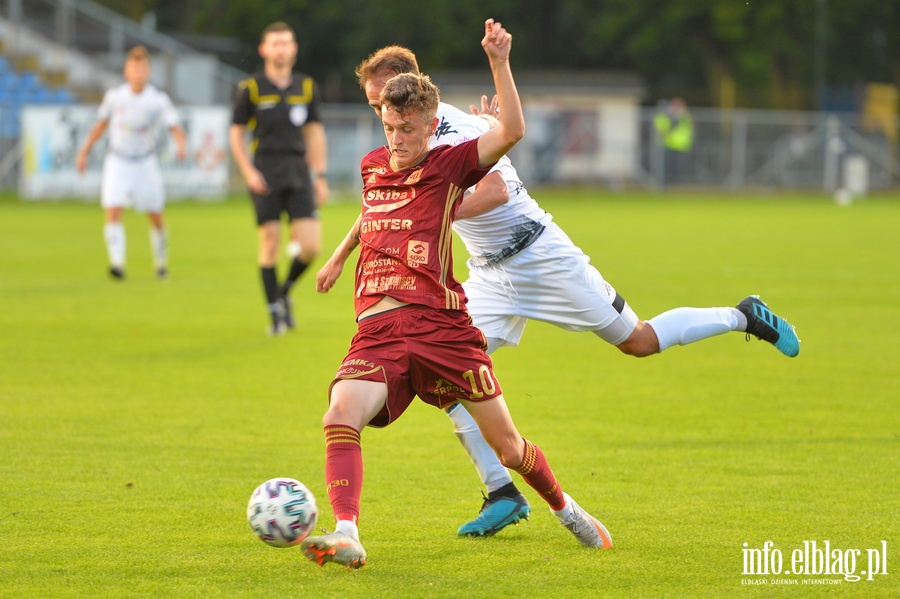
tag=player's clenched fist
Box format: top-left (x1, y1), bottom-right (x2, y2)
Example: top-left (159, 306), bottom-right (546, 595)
top-left (481, 18), bottom-right (512, 63)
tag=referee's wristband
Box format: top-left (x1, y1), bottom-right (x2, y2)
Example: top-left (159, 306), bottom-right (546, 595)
top-left (315, 171), bottom-right (328, 179)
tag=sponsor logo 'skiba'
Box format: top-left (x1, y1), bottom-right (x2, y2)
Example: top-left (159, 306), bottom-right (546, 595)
top-left (363, 186), bottom-right (416, 213)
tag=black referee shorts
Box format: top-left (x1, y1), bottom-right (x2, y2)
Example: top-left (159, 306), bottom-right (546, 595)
top-left (251, 184), bottom-right (317, 225)
top-left (251, 155), bottom-right (318, 225)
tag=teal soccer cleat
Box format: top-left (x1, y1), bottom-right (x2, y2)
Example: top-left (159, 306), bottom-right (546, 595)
top-left (458, 489), bottom-right (531, 537)
top-left (736, 295), bottom-right (800, 357)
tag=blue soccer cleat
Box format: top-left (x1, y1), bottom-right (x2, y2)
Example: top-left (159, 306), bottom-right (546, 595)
top-left (736, 295), bottom-right (800, 357)
top-left (458, 490), bottom-right (531, 537)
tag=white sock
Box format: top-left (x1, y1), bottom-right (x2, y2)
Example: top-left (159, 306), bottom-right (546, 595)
top-left (647, 307), bottom-right (743, 352)
top-left (104, 222), bottom-right (126, 268)
top-left (551, 493), bottom-right (575, 522)
top-left (447, 403), bottom-right (513, 493)
top-left (149, 227), bottom-right (167, 269)
top-left (335, 519), bottom-right (359, 541)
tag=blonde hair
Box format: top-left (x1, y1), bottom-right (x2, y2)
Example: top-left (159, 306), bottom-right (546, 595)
top-left (355, 45), bottom-right (420, 89)
top-left (125, 45), bottom-right (149, 64)
top-left (380, 73), bottom-right (440, 121)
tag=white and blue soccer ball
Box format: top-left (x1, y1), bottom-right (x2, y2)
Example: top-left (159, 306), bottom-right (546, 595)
top-left (247, 477), bottom-right (318, 547)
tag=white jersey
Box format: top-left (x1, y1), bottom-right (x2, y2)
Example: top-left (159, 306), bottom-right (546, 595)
top-left (430, 102), bottom-right (549, 265)
top-left (97, 83), bottom-right (180, 159)
top-left (430, 104), bottom-right (638, 349)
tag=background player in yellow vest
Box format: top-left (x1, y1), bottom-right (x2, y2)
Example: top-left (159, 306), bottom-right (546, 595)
top-left (230, 22), bottom-right (329, 335)
top-left (653, 97), bottom-right (693, 186)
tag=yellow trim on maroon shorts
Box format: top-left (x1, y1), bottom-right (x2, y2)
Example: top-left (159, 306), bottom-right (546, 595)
top-left (328, 364), bottom-right (392, 428)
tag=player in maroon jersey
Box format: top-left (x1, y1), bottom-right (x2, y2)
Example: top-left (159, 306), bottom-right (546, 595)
top-left (300, 19), bottom-right (612, 569)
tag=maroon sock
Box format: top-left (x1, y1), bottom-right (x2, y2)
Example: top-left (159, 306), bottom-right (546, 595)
top-left (506, 438), bottom-right (567, 511)
top-left (324, 424), bottom-right (363, 524)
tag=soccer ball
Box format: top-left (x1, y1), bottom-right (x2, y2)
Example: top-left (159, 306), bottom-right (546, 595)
top-left (247, 478), bottom-right (318, 547)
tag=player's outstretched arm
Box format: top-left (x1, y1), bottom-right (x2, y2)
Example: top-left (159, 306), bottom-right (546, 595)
top-left (316, 215), bottom-right (362, 293)
top-left (476, 19), bottom-right (524, 168)
top-left (76, 119), bottom-right (109, 174)
top-left (456, 172), bottom-right (509, 220)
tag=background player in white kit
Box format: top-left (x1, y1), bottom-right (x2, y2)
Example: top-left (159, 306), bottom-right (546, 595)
top-left (77, 46), bottom-right (187, 280)
top-left (353, 46), bottom-right (801, 538)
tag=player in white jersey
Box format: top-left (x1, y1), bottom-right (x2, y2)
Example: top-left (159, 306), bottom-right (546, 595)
top-left (353, 46), bottom-right (800, 538)
top-left (77, 46), bottom-right (187, 280)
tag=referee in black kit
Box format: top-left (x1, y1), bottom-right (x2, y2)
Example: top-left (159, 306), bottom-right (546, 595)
top-left (229, 21), bottom-right (329, 335)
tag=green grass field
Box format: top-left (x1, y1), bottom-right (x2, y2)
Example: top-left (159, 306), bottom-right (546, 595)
top-left (1, 189), bottom-right (897, 598)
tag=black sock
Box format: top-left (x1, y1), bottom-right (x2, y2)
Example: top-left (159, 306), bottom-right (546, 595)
top-left (281, 258), bottom-right (310, 296)
top-left (487, 481), bottom-right (521, 501)
top-left (260, 266), bottom-right (279, 305)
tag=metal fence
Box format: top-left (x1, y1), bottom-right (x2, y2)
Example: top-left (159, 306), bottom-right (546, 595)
top-left (638, 107), bottom-right (900, 193)
top-left (323, 105), bottom-right (900, 195)
top-left (3, 103), bottom-right (898, 195)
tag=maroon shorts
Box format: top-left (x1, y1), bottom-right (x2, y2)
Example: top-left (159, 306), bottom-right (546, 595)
top-left (331, 305), bottom-right (503, 428)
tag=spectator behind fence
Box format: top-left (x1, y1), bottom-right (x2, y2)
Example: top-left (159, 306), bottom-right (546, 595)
top-left (653, 97), bottom-right (693, 186)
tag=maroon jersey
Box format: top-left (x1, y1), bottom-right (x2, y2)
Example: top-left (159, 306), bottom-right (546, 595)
top-left (354, 139), bottom-right (493, 317)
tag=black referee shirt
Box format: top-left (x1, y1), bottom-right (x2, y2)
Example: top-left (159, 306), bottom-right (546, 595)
top-left (232, 72), bottom-right (322, 157)
top-left (232, 72), bottom-right (322, 188)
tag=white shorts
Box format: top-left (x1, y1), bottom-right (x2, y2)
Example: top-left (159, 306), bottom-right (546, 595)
top-left (101, 154), bottom-right (165, 213)
top-left (462, 222), bottom-right (639, 348)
